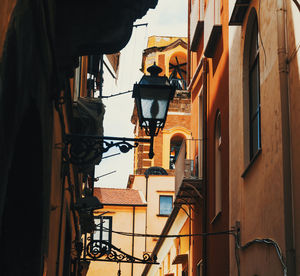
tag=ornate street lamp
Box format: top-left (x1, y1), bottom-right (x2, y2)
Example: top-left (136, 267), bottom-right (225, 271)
top-left (65, 63), bottom-right (174, 166)
top-left (133, 63), bottom-right (175, 158)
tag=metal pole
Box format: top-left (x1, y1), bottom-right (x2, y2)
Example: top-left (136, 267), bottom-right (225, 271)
top-left (118, 263), bottom-right (121, 276)
top-left (99, 55), bottom-right (104, 98)
top-left (144, 174), bottom-right (149, 252)
top-left (131, 206), bottom-right (136, 276)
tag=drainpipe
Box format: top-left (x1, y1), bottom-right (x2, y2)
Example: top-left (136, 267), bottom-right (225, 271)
top-left (276, 0), bottom-right (296, 275)
top-left (132, 206), bottom-right (136, 276)
top-left (202, 58), bottom-right (208, 276)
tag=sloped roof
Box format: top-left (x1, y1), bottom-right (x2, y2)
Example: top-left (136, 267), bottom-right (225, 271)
top-left (143, 38), bottom-right (187, 56)
top-left (94, 187), bottom-right (146, 206)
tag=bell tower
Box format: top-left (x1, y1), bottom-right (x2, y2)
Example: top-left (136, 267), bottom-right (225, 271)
top-left (131, 36), bottom-right (192, 174)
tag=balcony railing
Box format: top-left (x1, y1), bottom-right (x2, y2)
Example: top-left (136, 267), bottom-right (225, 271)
top-left (174, 139), bottom-right (203, 197)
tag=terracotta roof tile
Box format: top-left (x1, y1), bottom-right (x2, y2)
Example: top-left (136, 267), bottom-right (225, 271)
top-left (94, 188), bottom-right (146, 206)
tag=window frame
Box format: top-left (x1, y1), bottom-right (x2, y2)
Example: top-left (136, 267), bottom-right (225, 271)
top-left (213, 111), bottom-right (222, 220)
top-left (248, 18), bottom-right (261, 160)
top-left (169, 134), bottom-right (185, 169)
top-left (242, 9), bottom-right (262, 177)
top-left (196, 260), bottom-right (203, 276)
top-left (73, 56), bottom-right (82, 101)
top-left (159, 195), bottom-right (173, 216)
top-left (93, 215), bottom-right (112, 251)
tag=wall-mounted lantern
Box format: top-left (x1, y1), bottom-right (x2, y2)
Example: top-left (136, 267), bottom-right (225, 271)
top-left (66, 63), bottom-right (174, 165)
top-left (133, 63), bottom-right (175, 158)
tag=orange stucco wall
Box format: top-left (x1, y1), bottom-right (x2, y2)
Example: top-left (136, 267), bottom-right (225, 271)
top-left (228, 0), bottom-right (300, 274)
top-left (189, 0), bottom-right (230, 275)
top-left (287, 1), bottom-right (300, 272)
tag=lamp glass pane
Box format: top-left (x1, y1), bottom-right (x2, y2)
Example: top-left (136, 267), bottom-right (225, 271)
top-left (139, 87), bottom-right (169, 120)
top-left (141, 99), bottom-right (168, 120)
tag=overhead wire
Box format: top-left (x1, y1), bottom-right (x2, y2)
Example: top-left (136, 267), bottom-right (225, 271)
top-left (100, 225), bottom-right (287, 275)
top-left (101, 226), bottom-right (234, 238)
top-left (258, 0), bottom-right (267, 66)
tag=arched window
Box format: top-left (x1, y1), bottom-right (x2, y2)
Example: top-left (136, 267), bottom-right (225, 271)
top-left (169, 52), bottom-right (187, 90)
top-left (248, 15), bottom-right (261, 159)
top-left (243, 9), bottom-right (261, 165)
top-left (215, 112), bottom-right (222, 216)
top-left (169, 134), bottom-right (184, 169)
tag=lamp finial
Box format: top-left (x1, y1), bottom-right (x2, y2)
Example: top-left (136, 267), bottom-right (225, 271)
top-left (147, 62), bottom-right (162, 76)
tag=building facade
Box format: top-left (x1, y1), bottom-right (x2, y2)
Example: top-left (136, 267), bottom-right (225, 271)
top-left (86, 36), bottom-right (192, 276)
top-left (185, 0), bottom-right (230, 275)
top-left (178, 0), bottom-right (300, 275)
top-left (229, 0), bottom-right (300, 275)
top-left (0, 1), bottom-right (158, 275)
top-left (87, 188), bottom-right (147, 276)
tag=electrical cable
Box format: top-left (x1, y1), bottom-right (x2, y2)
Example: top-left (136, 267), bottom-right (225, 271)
top-left (101, 226), bottom-right (234, 238)
top-left (234, 232), bottom-right (287, 276)
top-left (292, 0), bottom-right (300, 11)
top-left (258, 0), bottom-right (267, 66)
top-left (288, 41), bottom-right (300, 63)
top-left (100, 225), bottom-right (287, 275)
top-left (101, 89), bottom-right (133, 98)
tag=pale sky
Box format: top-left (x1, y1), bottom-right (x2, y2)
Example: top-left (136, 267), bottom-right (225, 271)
top-left (95, 0), bottom-right (187, 188)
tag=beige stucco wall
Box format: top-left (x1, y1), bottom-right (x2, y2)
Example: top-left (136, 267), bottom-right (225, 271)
top-left (227, 0), bottom-right (300, 274)
top-left (132, 175), bottom-right (175, 253)
top-left (88, 175), bottom-right (175, 275)
top-left (147, 207), bottom-right (189, 276)
top-left (87, 205), bottom-right (146, 276)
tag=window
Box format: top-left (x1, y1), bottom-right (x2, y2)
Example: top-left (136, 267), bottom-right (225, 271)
top-left (168, 53), bottom-right (187, 90)
top-left (93, 216), bottom-right (112, 252)
top-left (196, 260), bottom-right (203, 276)
top-left (73, 56), bottom-right (82, 101)
top-left (243, 9), bottom-right (261, 169)
top-left (170, 135), bottom-right (184, 169)
top-left (214, 112), bottom-right (222, 217)
top-left (159, 196), bottom-right (173, 215)
top-left (248, 16), bottom-right (261, 159)
top-left (198, 89), bottom-right (204, 178)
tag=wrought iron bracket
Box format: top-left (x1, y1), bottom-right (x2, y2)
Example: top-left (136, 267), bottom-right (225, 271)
top-left (65, 134), bottom-right (154, 166)
top-left (82, 240), bottom-right (158, 264)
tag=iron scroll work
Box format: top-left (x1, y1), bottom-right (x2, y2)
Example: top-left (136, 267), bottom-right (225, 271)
top-left (82, 240), bottom-right (158, 264)
top-left (65, 134), bottom-right (153, 166)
